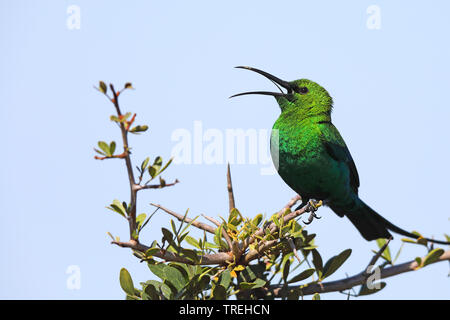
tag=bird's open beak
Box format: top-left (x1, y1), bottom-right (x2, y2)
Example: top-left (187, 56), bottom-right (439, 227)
top-left (230, 66), bottom-right (293, 98)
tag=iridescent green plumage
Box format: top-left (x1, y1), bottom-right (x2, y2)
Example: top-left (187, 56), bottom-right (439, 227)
top-left (270, 78), bottom-right (392, 240)
top-left (233, 66), bottom-right (449, 244)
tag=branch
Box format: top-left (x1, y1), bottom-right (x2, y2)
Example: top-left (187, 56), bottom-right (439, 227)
top-left (109, 84), bottom-right (138, 238)
top-left (94, 151), bottom-right (127, 160)
top-left (112, 240), bottom-right (232, 265)
top-left (269, 249), bottom-right (450, 297)
top-left (137, 179), bottom-right (179, 190)
top-left (150, 203), bottom-right (217, 235)
top-left (241, 239), bottom-right (279, 264)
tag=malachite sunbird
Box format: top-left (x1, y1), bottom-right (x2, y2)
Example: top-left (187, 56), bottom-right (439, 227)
top-left (232, 66), bottom-right (449, 245)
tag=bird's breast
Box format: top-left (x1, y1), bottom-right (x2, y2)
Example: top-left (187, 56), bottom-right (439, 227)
top-left (270, 125), bottom-right (340, 198)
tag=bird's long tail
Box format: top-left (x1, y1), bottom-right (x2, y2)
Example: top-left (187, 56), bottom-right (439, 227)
top-left (335, 199), bottom-right (449, 245)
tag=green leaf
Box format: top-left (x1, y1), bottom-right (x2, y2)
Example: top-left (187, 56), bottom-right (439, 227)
top-left (287, 268), bottom-right (315, 284)
top-left (272, 215), bottom-right (281, 229)
top-left (109, 141), bottom-right (116, 155)
top-left (402, 231), bottom-right (428, 246)
top-left (93, 148), bottom-right (106, 156)
top-left (98, 141), bottom-right (110, 156)
top-left (99, 81), bottom-right (107, 94)
top-left (376, 239), bottom-right (391, 262)
top-left (322, 248), bottom-right (352, 279)
top-left (212, 285), bottom-right (227, 300)
top-left (119, 268), bottom-right (135, 296)
top-left (423, 248), bottom-right (445, 267)
top-left (180, 248), bottom-right (199, 263)
top-left (148, 264), bottom-right (166, 280)
top-left (228, 208), bottom-right (243, 226)
top-left (163, 266), bottom-right (186, 292)
top-left (149, 166), bottom-right (158, 179)
top-left (107, 199), bottom-right (127, 218)
top-left (136, 213), bottom-right (146, 230)
top-left (130, 125), bottom-right (148, 134)
top-left (239, 278), bottom-right (266, 290)
top-left (154, 156), bottom-right (163, 167)
top-left (141, 157), bottom-right (150, 171)
top-left (213, 224), bottom-right (228, 250)
top-left (142, 280), bottom-right (171, 299)
top-left (159, 157), bottom-right (173, 175)
top-left (312, 293), bottom-right (320, 300)
top-left (311, 249), bottom-right (323, 278)
top-left (170, 219), bottom-right (177, 237)
top-left (251, 214), bottom-right (263, 227)
top-left (238, 265), bottom-right (262, 283)
top-left (184, 235), bottom-right (201, 249)
top-left (162, 227), bottom-right (173, 243)
top-left (401, 238), bottom-right (418, 244)
top-left (283, 258), bottom-right (291, 283)
top-left (145, 247), bottom-right (160, 257)
top-left (110, 115), bottom-right (121, 122)
top-left (219, 270), bottom-right (231, 289)
top-left (358, 282), bottom-right (386, 296)
top-left (142, 283), bottom-right (160, 300)
top-left (148, 156), bottom-right (166, 179)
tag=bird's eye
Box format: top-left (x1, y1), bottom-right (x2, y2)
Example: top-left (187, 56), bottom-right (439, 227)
top-left (297, 86), bottom-right (308, 94)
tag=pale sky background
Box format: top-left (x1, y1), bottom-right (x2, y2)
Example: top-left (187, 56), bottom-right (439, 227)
top-left (0, 1), bottom-right (449, 299)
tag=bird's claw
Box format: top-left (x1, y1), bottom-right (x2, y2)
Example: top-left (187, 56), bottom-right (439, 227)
top-left (303, 200), bottom-right (323, 225)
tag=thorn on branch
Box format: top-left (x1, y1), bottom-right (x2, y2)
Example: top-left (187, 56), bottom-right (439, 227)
top-left (287, 237), bottom-right (302, 264)
top-left (227, 163), bottom-right (236, 212)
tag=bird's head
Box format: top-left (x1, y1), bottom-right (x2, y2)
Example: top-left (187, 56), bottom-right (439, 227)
top-left (231, 66), bottom-right (333, 117)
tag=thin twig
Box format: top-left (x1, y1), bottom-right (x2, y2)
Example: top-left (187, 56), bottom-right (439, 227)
top-left (111, 240), bottom-right (232, 265)
top-left (136, 179), bottom-right (179, 190)
top-left (151, 203), bottom-right (216, 234)
top-left (365, 237), bottom-right (392, 276)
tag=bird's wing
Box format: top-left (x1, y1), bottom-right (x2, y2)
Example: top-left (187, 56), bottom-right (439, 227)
top-left (321, 123), bottom-right (360, 194)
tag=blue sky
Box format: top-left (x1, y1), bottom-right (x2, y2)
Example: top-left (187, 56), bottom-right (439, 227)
top-left (0, 0), bottom-right (449, 299)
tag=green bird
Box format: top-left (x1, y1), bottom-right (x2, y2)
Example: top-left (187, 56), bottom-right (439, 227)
top-left (232, 66), bottom-right (449, 245)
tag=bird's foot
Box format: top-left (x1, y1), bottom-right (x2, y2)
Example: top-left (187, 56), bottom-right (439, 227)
top-left (303, 200), bottom-right (323, 225)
